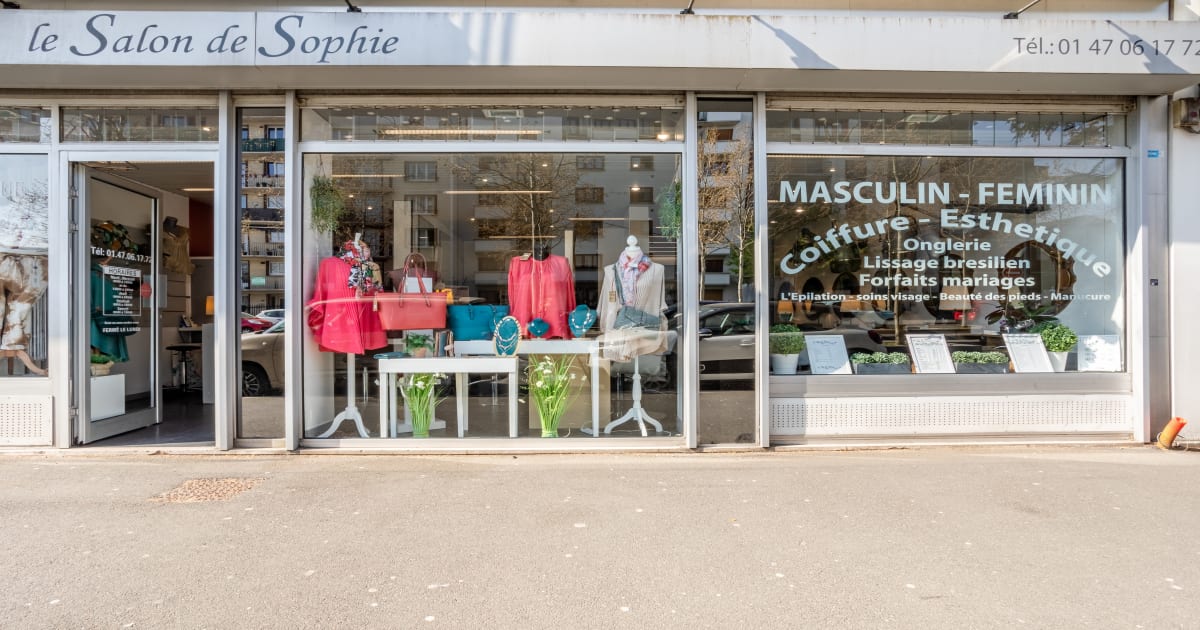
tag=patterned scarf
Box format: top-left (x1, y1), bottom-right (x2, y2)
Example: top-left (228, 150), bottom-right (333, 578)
top-left (338, 240), bottom-right (381, 293)
top-left (617, 250), bottom-right (651, 305)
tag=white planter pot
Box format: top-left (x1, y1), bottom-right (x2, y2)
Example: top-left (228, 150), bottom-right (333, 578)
top-left (771, 353), bottom-right (800, 375)
top-left (1048, 351), bottom-right (1069, 372)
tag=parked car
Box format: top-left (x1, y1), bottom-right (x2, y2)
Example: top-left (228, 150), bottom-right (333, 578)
top-left (254, 308), bottom-right (285, 323)
top-left (240, 312), bottom-right (274, 333)
top-left (672, 302), bottom-right (886, 382)
top-left (241, 320), bottom-right (284, 396)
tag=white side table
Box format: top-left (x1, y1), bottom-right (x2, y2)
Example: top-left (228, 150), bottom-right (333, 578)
top-left (453, 339), bottom-right (602, 437)
top-left (377, 356), bottom-right (520, 438)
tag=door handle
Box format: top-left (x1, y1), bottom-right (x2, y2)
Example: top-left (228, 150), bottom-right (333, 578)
top-left (739, 340), bottom-right (755, 346)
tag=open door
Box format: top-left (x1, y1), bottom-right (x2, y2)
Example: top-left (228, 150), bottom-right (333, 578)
top-left (73, 163), bottom-right (161, 443)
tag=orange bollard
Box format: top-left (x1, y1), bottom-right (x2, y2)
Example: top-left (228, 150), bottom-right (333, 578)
top-left (1157, 417), bottom-right (1187, 450)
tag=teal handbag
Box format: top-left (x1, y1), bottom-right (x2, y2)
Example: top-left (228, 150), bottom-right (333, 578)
top-left (447, 304), bottom-right (510, 340)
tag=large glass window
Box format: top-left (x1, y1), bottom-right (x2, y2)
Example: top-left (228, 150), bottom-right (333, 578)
top-left (238, 108), bottom-right (286, 439)
top-left (767, 155), bottom-right (1124, 376)
top-left (61, 108), bottom-right (218, 142)
top-left (0, 155), bottom-right (49, 376)
top-left (0, 108), bottom-right (51, 143)
top-left (302, 152), bottom-right (681, 439)
top-left (766, 109), bottom-right (1125, 148)
top-left (301, 105), bottom-right (684, 143)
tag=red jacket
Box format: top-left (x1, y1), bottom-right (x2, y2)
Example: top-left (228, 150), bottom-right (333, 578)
top-left (306, 257), bottom-right (387, 354)
top-left (508, 254), bottom-right (576, 339)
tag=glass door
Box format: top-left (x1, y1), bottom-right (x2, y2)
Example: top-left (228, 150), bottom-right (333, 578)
top-left (73, 163), bottom-right (161, 443)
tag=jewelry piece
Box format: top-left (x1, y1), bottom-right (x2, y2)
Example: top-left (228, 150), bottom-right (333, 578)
top-left (493, 315), bottom-right (521, 356)
top-left (568, 305), bottom-right (597, 338)
top-left (527, 317), bottom-right (550, 338)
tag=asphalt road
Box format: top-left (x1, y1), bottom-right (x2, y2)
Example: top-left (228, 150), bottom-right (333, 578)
top-left (1, 446), bottom-right (1197, 629)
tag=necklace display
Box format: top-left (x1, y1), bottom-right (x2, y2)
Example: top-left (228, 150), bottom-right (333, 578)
top-left (493, 315), bottom-right (521, 356)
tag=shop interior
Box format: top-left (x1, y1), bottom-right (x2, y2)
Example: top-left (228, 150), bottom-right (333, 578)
top-left (83, 161), bottom-right (216, 446)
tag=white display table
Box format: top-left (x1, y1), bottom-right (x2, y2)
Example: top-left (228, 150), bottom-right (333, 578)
top-left (453, 339), bottom-right (602, 437)
top-left (377, 356), bottom-right (520, 438)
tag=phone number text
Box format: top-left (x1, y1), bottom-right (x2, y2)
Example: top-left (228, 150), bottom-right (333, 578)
top-left (1013, 37), bottom-right (1200, 57)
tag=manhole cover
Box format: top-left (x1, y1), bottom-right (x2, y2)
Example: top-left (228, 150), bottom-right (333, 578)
top-left (151, 477), bottom-right (264, 503)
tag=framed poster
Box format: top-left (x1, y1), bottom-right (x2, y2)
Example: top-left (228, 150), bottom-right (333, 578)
top-left (806, 335), bottom-right (851, 375)
top-left (906, 334), bottom-right (955, 374)
top-left (1077, 335), bottom-right (1122, 372)
top-left (1003, 333), bottom-right (1054, 373)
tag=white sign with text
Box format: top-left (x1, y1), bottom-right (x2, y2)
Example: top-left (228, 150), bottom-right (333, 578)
top-left (1077, 334), bottom-right (1122, 372)
top-left (907, 334), bottom-right (955, 374)
top-left (806, 335), bottom-right (852, 375)
top-left (1004, 333), bottom-right (1055, 373)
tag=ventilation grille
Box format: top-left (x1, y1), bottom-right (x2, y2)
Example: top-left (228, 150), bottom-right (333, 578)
top-left (0, 396), bottom-right (53, 445)
top-left (771, 395), bottom-right (1130, 436)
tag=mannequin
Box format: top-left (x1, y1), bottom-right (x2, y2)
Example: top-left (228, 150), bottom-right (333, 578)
top-left (597, 236), bottom-right (667, 361)
top-left (508, 245), bottom-right (575, 339)
top-left (161, 216), bottom-right (195, 275)
top-left (596, 236), bottom-right (667, 436)
top-left (307, 234), bottom-right (386, 438)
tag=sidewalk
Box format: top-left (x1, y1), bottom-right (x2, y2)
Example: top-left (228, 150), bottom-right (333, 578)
top-left (1, 446), bottom-right (1196, 629)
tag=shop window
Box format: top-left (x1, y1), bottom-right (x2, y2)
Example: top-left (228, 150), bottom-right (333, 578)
top-left (301, 105), bottom-right (684, 144)
top-left (61, 107), bottom-right (218, 142)
top-left (767, 154), bottom-right (1126, 377)
top-left (301, 152), bottom-right (683, 440)
top-left (0, 155), bottom-right (49, 376)
top-left (765, 107), bottom-right (1127, 147)
top-left (0, 107), bottom-right (51, 143)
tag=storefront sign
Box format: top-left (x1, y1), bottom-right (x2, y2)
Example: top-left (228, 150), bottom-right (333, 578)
top-left (4, 10), bottom-right (1200, 76)
top-left (1004, 334), bottom-right (1055, 373)
top-left (806, 335), bottom-right (851, 375)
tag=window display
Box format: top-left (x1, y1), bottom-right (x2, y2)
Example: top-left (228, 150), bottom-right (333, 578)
top-left (302, 152), bottom-right (681, 439)
top-left (767, 155), bottom-right (1125, 376)
top-left (0, 155), bottom-right (49, 376)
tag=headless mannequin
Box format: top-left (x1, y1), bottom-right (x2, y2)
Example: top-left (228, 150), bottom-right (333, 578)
top-left (599, 235), bottom-right (664, 436)
top-left (533, 244), bottom-right (550, 261)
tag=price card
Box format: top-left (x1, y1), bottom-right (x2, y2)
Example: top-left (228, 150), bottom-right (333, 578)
top-left (1003, 333), bottom-right (1054, 373)
top-left (806, 335), bottom-right (851, 375)
top-left (906, 334), bottom-right (955, 374)
top-left (1077, 335), bottom-right (1122, 372)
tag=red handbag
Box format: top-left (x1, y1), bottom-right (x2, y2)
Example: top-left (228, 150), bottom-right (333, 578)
top-left (374, 253), bottom-right (447, 331)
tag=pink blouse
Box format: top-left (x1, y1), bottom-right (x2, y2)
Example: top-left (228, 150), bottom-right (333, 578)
top-left (507, 254), bottom-right (576, 339)
top-left (306, 257), bottom-right (387, 355)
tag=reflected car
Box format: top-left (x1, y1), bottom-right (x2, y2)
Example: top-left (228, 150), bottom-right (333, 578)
top-left (676, 302), bottom-right (886, 382)
top-left (240, 312), bottom-right (274, 333)
top-left (241, 320), bottom-right (284, 396)
top-left (254, 308), bottom-right (285, 323)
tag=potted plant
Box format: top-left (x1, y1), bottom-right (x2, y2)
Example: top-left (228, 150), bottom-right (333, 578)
top-left (850, 351), bottom-right (911, 374)
top-left (526, 355), bottom-right (581, 437)
top-left (90, 352), bottom-right (115, 376)
top-left (1033, 322), bottom-right (1077, 372)
top-left (398, 373), bottom-right (444, 438)
top-left (952, 351), bottom-right (1010, 374)
top-left (309, 175), bottom-right (346, 235)
top-left (769, 324), bottom-right (806, 375)
top-left (404, 333), bottom-right (433, 358)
